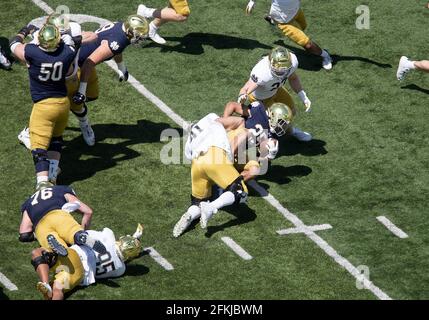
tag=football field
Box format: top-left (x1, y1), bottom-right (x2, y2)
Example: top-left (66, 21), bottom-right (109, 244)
top-left (1, 0), bottom-right (428, 300)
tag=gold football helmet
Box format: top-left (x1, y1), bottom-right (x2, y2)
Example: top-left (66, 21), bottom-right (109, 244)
top-left (269, 46), bottom-right (292, 77)
top-left (115, 223), bottom-right (144, 262)
top-left (46, 13), bottom-right (70, 34)
top-left (124, 15), bottom-right (149, 45)
top-left (38, 24), bottom-right (61, 52)
top-left (268, 103), bottom-right (293, 136)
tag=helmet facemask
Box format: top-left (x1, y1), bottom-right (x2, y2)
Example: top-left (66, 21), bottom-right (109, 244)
top-left (268, 103), bottom-right (293, 137)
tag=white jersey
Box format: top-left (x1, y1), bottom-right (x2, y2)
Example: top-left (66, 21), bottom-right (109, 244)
top-left (185, 113), bottom-right (233, 162)
top-left (250, 54), bottom-right (299, 100)
top-left (270, 0), bottom-right (301, 24)
top-left (71, 228), bottom-right (126, 287)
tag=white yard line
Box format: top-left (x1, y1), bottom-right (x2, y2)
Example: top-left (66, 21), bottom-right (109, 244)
top-left (144, 247), bottom-right (174, 271)
top-left (376, 216), bottom-right (408, 239)
top-left (221, 237), bottom-right (253, 260)
top-left (277, 224), bottom-right (332, 235)
top-left (30, 0), bottom-right (392, 300)
top-left (0, 272), bottom-right (18, 291)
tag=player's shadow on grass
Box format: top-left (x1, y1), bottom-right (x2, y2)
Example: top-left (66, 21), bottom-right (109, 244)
top-left (143, 33), bottom-right (272, 55)
top-left (60, 119), bottom-right (182, 185)
top-left (260, 164), bottom-right (312, 186)
top-left (0, 286), bottom-right (9, 300)
top-left (274, 40), bottom-right (392, 71)
top-left (401, 84), bottom-right (429, 95)
top-left (277, 138), bottom-right (328, 158)
top-left (204, 204), bottom-right (257, 238)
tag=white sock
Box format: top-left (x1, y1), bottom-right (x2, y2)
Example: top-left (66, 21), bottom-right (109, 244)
top-left (320, 50), bottom-right (330, 58)
top-left (149, 21), bottom-right (158, 33)
top-left (210, 191), bottom-right (235, 210)
top-left (138, 4), bottom-right (156, 18)
top-left (405, 59), bottom-right (416, 69)
top-left (187, 205), bottom-right (201, 220)
top-left (48, 159), bottom-right (59, 181)
top-left (36, 175), bottom-right (49, 184)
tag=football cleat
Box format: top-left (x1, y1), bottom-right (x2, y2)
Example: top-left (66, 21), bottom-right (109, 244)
top-left (75, 231), bottom-right (107, 255)
top-left (36, 282), bottom-right (53, 300)
top-left (322, 50), bottom-right (333, 70)
top-left (173, 211), bottom-right (193, 238)
top-left (18, 127), bottom-right (31, 150)
top-left (291, 126), bottom-right (312, 142)
top-left (0, 46), bottom-right (11, 70)
top-left (47, 234), bottom-right (68, 257)
top-left (79, 119), bottom-right (95, 146)
top-left (148, 22), bottom-right (166, 45)
top-left (397, 56), bottom-right (412, 81)
top-left (200, 202), bottom-right (218, 229)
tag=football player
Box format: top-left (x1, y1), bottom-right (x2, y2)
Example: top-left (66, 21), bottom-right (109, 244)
top-left (0, 44), bottom-right (12, 70)
top-left (397, 56), bottom-right (429, 81)
top-left (137, 1), bottom-right (190, 44)
top-left (31, 224), bottom-right (144, 300)
top-left (10, 24), bottom-right (77, 190)
top-left (173, 114), bottom-right (249, 237)
top-left (238, 46), bottom-right (312, 142)
top-left (18, 14), bottom-right (98, 181)
top-left (71, 14), bottom-right (149, 145)
top-left (245, 0), bottom-right (332, 70)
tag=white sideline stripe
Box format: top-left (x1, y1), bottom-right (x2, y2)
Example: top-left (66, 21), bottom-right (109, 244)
top-left (376, 216), bottom-right (408, 239)
top-left (30, 0), bottom-right (391, 301)
top-left (221, 237), bottom-right (253, 260)
top-left (277, 224), bottom-right (332, 235)
top-left (0, 272), bottom-right (18, 291)
top-left (144, 247), bottom-right (174, 271)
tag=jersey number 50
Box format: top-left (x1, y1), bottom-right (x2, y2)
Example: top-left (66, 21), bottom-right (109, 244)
top-left (38, 62), bottom-right (64, 81)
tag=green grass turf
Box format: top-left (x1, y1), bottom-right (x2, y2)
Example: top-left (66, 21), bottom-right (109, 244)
top-left (0, 0), bottom-right (428, 300)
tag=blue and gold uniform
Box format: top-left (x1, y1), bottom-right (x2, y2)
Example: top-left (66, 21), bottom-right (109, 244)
top-left (169, 0), bottom-right (191, 16)
top-left (21, 185), bottom-right (84, 291)
top-left (26, 41), bottom-right (76, 153)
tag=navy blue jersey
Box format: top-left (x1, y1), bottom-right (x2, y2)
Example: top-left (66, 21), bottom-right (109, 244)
top-left (21, 185), bottom-right (76, 227)
top-left (78, 22), bottom-right (130, 66)
top-left (245, 102), bottom-right (273, 137)
top-left (25, 42), bottom-right (76, 102)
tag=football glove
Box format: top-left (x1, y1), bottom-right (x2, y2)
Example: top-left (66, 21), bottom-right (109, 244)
top-left (246, 0), bottom-right (255, 15)
top-left (237, 93), bottom-right (248, 104)
top-left (266, 138), bottom-right (279, 160)
top-left (298, 90), bottom-right (312, 113)
top-left (117, 62), bottom-right (129, 82)
top-left (73, 92), bottom-right (86, 105)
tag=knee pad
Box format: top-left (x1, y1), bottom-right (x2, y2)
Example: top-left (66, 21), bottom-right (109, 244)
top-left (19, 232), bottom-right (35, 242)
top-left (226, 176), bottom-right (248, 205)
top-left (32, 148), bottom-right (49, 173)
top-left (48, 136), bottom-right (64, 152)
top-left (31, 251), bottom-right (57, 270)
top-left (191, 195), bottom-right (210, 206)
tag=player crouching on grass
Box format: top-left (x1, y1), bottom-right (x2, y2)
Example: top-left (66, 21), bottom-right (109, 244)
top-left (31, 224), bottom-right (144, 300)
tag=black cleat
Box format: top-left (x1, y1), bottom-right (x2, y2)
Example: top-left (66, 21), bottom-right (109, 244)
top-left (47, 234), bottom-right (68, 257)
top-left (74, 231), bottom-right (107, 254)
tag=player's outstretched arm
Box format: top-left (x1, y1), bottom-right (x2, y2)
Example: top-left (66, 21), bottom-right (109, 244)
top-left (223, 101), bottom-right (250, 117)
top-left (288, 72), bottom-right (312, 112)
top-left (238, 79), bottom-right (258, 104)
top-left (64, 193), bottom-right (93, 230)
top-left (114, 53), bottom-right (129, 81)
top-left (217, 116), bottom-right (245, 131)
top-left (82, 31), bottom-right (98, 44)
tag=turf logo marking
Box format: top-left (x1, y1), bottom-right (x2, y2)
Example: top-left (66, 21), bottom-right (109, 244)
top-left (376, 216), bottom-right (409, 239)
top-left (221, 237), bottom-right (253, 261)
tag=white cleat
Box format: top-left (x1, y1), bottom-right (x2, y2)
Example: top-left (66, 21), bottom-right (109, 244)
top-left (173, 211), bottom-right (193, 238)
top-left (291, 127), bottom-right (312, 142)
top-left (18, 127), bottom-right (31, 150)
top-left (200, 202), bottom-right (217, 229)
top-left (397, 56), bottom-right (411, 81)
top-left (148, 23), bottom-right (166, 45)
top-left (79, 119), bottom-right (95, 146)
top-left (137, 4), bottom-right (154, 18)
top-left (322, 51), bottom-right (333, 70)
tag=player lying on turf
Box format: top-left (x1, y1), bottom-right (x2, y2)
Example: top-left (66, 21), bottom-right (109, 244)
top-left (397, 56), bottom-right (429, 81)
top-left (10, 24), bottom-right (78, 190)
top-left (71, 14), bottom-right (149, 145)
top-left (245, 0), bottom-right (332, 70)
top-left (238, 46), bottom-right (312, 142)
top-left (137, 1), bottom-right (190, 44)
top-left (31, 224), bottom-right (144, 300)
top-left (18, 13), bottom-right (98, 153)
top-left (19, 183), bottom-right (106, 259)
top-left (0, 44), bottom-right (12, 70)
top-left (173, 114), bottom-right (252, 237)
